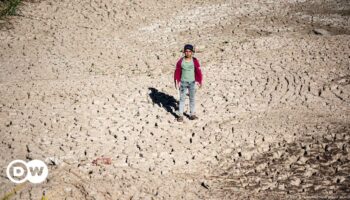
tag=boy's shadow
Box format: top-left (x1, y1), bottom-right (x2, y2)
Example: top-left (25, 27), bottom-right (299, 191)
top-left (148, 87), bottom-right (179, 118)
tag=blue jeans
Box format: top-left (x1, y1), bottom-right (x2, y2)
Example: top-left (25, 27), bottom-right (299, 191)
top-left (178, 81), bottom-right (196, 117)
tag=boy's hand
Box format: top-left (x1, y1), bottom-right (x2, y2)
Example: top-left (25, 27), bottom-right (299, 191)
top-left (196, 82), bottom-right (202, 89)
top-left (175, 81), bottom-right (180, 89)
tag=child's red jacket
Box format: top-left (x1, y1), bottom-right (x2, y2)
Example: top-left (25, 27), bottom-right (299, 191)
top-left (174, 57), bottom-right (203, 84)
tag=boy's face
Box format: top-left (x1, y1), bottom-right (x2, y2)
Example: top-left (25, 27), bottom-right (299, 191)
top-left (184, 49), bottom-right (193, 58)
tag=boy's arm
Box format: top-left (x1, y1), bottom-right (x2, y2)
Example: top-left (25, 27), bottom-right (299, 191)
top-left (174, 60), bottom-right (181, 89)
top-left (195, 59), bottom-right (203, 86)
top-left (174, 59), bottom-right (182, 89)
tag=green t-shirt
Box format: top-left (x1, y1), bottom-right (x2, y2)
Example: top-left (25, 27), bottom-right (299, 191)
top-left (181, 58), bottom-right (195, 82)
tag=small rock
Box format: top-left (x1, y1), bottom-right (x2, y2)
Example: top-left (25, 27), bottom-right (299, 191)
top-left (201, 182), bottom-right (209, 189)
top-left (64, 187), bottom-right (72, 193)
top-left (223, 148), bottom-right (232, 154)
top-left (312, 29), bottom-right (331, 36)
top-left (291, 178), bottom-right (301, 186)
top-left (45, 157), bottom-right (61, 166)
top-left (278, 184), bottom-right (285, 190)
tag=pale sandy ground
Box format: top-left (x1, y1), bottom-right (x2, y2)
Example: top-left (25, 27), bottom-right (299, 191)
top-left (0, 0), bottom-right (349, 199)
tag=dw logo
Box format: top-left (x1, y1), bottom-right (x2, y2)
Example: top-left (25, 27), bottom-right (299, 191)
top-left (6, 160), bottom-right (48, 184)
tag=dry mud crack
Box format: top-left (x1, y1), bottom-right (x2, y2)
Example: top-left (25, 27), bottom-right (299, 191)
top-left (0, 0), bottom-right (349, 199)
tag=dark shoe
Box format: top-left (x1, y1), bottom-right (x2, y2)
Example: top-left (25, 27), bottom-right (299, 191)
top-left (177, 116), bottom-right (184, 122)
top-left (189, 115), bottom-right (198, 120)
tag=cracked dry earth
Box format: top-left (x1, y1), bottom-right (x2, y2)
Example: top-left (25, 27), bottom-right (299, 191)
top-left (0, 0), bottom-right (349, 199)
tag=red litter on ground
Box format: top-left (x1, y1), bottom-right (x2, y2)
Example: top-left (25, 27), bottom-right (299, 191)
top-left (92, 157), bottom-right (112, 165)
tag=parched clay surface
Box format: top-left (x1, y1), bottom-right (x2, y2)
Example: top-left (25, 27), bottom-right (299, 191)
top-left (0, 0), bottom-right (349, 199)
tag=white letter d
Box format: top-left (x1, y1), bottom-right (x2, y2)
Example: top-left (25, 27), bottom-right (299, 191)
top-left (13, 167), bottom-right (24, 177)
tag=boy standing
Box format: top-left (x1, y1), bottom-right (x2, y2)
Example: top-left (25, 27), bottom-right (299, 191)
top-left (174, 44), bottom-right (203, 122)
